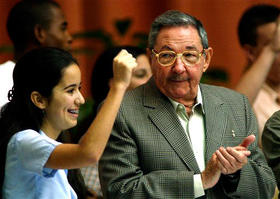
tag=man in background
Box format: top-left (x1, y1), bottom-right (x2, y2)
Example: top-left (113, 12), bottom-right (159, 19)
top-left (235, 4), bottom-right (280, 148)
top-left (0, 0), bottom-right (72, 108)
top-left (0, 1), bottom-right (97, 199)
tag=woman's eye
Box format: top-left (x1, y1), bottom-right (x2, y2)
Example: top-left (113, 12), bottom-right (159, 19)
top-left (67, 89), bottom-right (75, 94)
top-left (133, 69), bottom-right (147, 78)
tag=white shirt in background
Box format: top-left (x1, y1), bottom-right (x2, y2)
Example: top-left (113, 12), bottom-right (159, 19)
top-left (0, 60), bottom-right (15, 109)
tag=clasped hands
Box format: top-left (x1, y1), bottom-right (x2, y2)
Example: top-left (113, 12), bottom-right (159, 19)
top-left (202, 134), bottom-right (256, 189)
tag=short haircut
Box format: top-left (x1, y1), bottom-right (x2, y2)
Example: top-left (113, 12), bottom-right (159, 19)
top-left (7, 0), bottom-right (60, 52)
top-left (148, 10), bottom-right (208, 49)
top-left (238, 4), bottom-right (280, 47)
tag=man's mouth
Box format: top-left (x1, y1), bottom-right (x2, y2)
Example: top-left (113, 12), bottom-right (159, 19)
top-left (169, 76), bottom-right (190, 82)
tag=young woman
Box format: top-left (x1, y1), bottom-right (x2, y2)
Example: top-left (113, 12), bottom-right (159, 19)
top-left (0, 47), bottom-right (136, 198)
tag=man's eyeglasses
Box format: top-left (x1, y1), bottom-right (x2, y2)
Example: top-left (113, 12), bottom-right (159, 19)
top-left (152, 49), bottom-right (205, 67)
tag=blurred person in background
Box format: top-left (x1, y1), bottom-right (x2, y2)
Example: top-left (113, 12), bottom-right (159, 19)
top-left (70, 45), bottom-right (152, 198)
top-left (235, 4), bottom-right (280, 149)
top-left (0, 0), bottom-right (72, 109)
top-left (0, 0), bottom-right (102, 198)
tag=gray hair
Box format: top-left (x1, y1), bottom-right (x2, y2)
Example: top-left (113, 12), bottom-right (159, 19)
top-left (148, 10), bottom-right (208, 49)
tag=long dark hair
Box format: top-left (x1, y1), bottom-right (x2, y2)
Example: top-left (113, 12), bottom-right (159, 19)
top-left (0, 47), bottom-right (78, 196)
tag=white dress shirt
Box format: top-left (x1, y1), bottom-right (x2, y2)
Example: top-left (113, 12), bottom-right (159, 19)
top-left (168, 86), bottom-right (205, 198)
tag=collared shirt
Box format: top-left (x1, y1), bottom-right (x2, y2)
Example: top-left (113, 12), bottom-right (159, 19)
top-left (253, 83), bottom-right (280, 147)
top-left (81, 164), bottom-right (102, 197)
top-left (168, 86), bottom-right (205, 198)
top-left (3, 129), bottom-right (77, 199)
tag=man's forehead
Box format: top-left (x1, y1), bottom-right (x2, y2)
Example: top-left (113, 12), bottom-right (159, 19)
top-left (256, 22), bottom-right (276, 44)
top-left (49, 6), bottom-right (65, 21)
top-left (154, 26), bottom-right (202, 49)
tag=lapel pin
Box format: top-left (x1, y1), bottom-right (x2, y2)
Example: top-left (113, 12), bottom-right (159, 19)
top-left (232, 130), bottom-right (235, 138)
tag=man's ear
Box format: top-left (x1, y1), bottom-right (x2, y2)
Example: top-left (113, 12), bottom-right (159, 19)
top-left (34, 24), bottom-right (47, 45)
top-left (243, 44), bottom-right (257, 63)
top-left (203, 47), bottom-right (213, 72)
top-left (30, 91), bottom-right (47, 109)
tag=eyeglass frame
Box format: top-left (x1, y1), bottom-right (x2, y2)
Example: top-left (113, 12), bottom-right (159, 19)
top-left (151, 48), bottom-right (206, 67)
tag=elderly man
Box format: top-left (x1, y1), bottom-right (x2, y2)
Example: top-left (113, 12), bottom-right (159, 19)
top-left (99, 10), bottom-right (276, 199)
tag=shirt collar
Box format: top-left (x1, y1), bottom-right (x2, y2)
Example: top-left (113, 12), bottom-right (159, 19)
top-left (168, 86), bottom-right (205, 113)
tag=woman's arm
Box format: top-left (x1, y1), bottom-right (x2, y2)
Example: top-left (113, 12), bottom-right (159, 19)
top-left (45, 50), bottom-right (137, 169)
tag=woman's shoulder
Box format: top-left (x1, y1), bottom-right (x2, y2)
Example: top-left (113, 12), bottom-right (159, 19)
top-left (10, 129), bottom-right (39, 143)
top-left (9, 129), bottom-right (61, 149)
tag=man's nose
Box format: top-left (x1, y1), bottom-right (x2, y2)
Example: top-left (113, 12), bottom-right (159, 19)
top-left (67, 31), bottom-right (73, 44)
top-left (172, 56), bottom-right (186, 73)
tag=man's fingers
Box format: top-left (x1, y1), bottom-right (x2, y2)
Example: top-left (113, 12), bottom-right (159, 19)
top-left (226, 147), bottom-right (251, 162)
top-left (239, 134), bottom-right (255, 148)
top-left (216, 148), bottom-right (234, 171)
top-left (271, 15), bottom-right (280, 52)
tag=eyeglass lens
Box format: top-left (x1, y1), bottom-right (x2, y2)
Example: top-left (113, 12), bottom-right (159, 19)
top-left (158, 51), bottom-right (201, 66)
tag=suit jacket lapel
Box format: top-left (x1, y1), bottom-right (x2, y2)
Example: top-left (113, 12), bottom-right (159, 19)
top-left (143, 79), bottom-right (200, 173)
top-left (200, 84), bottom-right (228, 163)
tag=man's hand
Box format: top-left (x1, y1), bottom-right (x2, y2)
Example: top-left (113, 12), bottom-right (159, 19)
top-left (216, 135), bottom-right (255, 175)
top-left (239, 134), bottom-right (255, 148)
top-left (202, 135), bottom-right (255, 190)
top-left (201, 153), bottom-right (223, 190)
top-left (269, 15), bottom-right (280, 53)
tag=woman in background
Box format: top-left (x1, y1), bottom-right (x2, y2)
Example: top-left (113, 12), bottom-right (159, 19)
top-left (91, 45), bottom-right (152, 115)
top-left (71, 46), bottom-right (152, 198)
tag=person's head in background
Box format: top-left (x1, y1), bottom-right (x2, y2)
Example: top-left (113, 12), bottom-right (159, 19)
top-left (91, 45), bottom-right (152, 109)
top-left (238, 4), bottom-right (280, 86)
top-left (7, 0), bottom-right (73, 61)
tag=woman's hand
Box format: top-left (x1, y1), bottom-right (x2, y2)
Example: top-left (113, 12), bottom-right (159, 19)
top-left (112, 49), bottom-right (137, 90)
